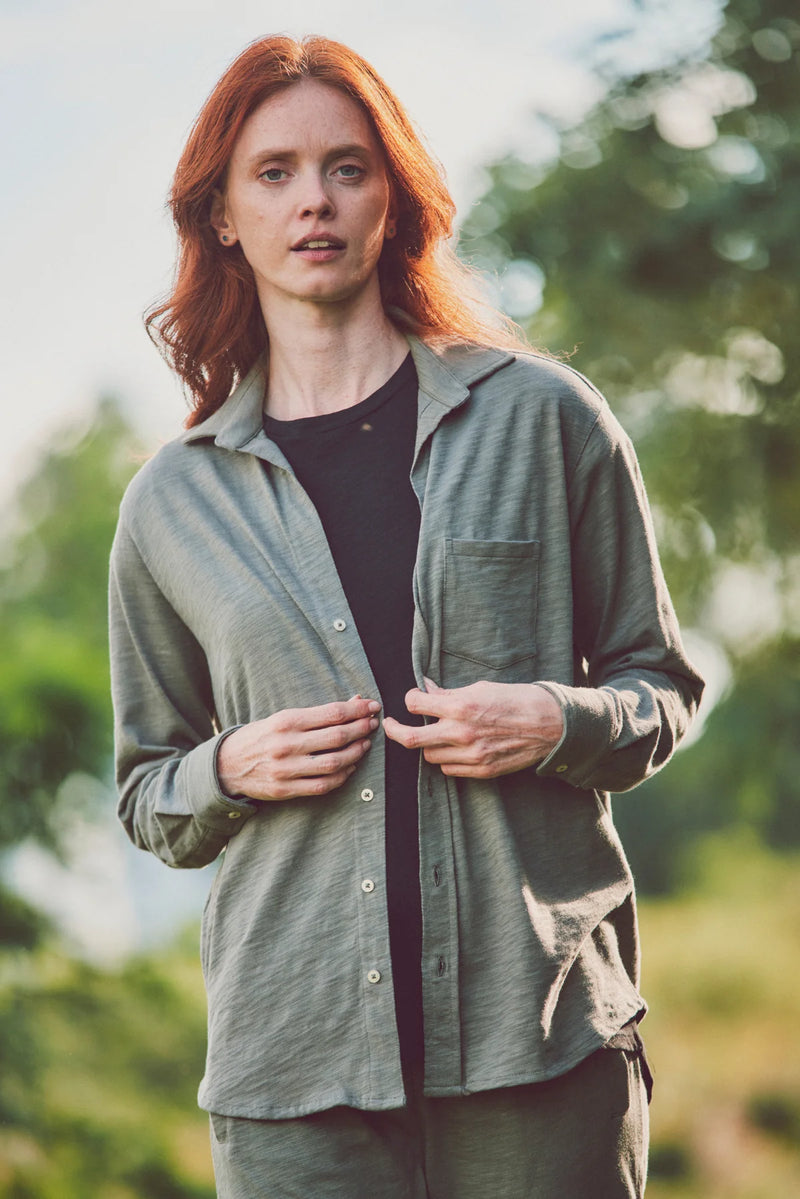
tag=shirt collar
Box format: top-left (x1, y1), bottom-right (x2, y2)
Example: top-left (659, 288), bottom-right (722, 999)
top-left (178, 334), bottom-right (515, 451)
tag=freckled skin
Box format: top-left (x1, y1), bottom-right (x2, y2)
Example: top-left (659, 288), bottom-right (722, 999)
top-left (211, 79), bottom-right (394, 320)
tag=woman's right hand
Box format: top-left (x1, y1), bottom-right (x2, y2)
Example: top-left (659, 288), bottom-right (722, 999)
top-left (216, 694), bottom-right (381, 801)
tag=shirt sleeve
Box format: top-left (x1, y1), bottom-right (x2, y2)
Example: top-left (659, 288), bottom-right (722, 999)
top-left (534, 404), bottom-right (705, 793)
top-left (109, 517), bottom-right (257, 869)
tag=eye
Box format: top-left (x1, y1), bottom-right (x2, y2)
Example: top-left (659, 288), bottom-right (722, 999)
top-left (259, 167), bottom-right (287, 183)
top-left (334, 163), bottom-right (364, 179)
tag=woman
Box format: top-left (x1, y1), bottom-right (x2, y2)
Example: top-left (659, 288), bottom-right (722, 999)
top-left (110, 34), bottom-right (703, 1198)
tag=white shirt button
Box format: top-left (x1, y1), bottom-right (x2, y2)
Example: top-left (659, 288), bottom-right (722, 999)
top-left (360, 788), bottom-right (374, 802)
top-left (367, 970), bottom-right (382, 984)
top-left (227, 810), bottom-right (242, 819)
top-left (333, 618), bottom-right (347, 632)
top-left (361, 879), bottom-right (375, 893)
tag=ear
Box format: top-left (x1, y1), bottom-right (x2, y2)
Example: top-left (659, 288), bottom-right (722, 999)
top-left (210, 189), bottom-right (238, 246)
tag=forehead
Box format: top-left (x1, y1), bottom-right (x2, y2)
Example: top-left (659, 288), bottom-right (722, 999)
top-left (233, 78), bottom-right (380, 160)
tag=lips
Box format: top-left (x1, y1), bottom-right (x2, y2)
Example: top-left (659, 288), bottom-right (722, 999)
top-left (291, 234), bottom-right (345, 251)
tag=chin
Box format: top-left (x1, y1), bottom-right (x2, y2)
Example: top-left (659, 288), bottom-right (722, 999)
top-left (302, 277), bottom-right (375, 305)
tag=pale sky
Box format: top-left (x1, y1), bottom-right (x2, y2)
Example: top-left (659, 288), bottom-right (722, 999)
top-left (0, 0), bottom-right (722, 510)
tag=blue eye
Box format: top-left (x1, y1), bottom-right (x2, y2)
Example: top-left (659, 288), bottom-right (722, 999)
top-left (335, 164), bottom-right (363, 179)
top-left (260, 168), bottom-right (286, 182)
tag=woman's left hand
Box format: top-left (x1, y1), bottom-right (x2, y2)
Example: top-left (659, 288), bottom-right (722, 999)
top-left (383, 678), bottom-right (564, 779)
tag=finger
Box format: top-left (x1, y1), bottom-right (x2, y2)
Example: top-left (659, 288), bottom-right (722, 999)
top-left (420, 743), bottom-right (481, 766)
top-left (276, 696), bottom-right (381, 734)
top-left (298, 715), bottom-right (380, 755)
top-left (423, 676), bottom-right (444, 692)
top-left (264, 764), bottom-right (360, 801)
top-left (383, 715), bottom-right (455, 750)
top-left (297, 738), bottom-right (373, 778)
top-left (266, 739), bottom-right (371, 791)
top-left (404, 686), bottom-right (458, 720)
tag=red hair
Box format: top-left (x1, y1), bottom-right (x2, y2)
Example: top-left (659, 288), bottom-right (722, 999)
top-left (146, 35), bottom-right (528, 426)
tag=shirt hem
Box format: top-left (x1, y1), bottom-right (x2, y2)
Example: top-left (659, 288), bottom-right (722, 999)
top-left (197, 1004), bottom-right (646, 1119)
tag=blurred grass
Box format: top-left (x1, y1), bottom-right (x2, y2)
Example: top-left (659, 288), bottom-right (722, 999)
top-left (640, 833), bottom-right (800, 1198)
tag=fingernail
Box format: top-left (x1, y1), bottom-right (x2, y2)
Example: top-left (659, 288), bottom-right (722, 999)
top-left (369, 718), bottom-right (379, 731)
top-left (362, 739), bottom-right (372, 751)
top-left (367, 701), bottom-right (381, 714)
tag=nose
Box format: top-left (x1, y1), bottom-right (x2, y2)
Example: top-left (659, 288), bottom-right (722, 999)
top-left (298, 172), bottom-right (335, 220)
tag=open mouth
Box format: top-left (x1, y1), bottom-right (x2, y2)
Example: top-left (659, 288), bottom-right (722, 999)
top-left (291, 236), bottom-right (346, 252)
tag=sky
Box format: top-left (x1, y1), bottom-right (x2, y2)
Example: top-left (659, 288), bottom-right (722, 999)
top-left (1, 0), bottom-right (725, 956)
top-left (0, 0), bottom-right (723, 509)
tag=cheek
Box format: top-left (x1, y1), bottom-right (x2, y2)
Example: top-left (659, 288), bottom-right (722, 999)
top-left (237, 212), bottom-right (280, 260)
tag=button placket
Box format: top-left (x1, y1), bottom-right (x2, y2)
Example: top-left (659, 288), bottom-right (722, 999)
top-left (418, 770), bottom-right (463, 1078)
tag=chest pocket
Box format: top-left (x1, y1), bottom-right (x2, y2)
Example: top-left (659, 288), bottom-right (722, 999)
top-left (442, 539), bottom-right (541, 675)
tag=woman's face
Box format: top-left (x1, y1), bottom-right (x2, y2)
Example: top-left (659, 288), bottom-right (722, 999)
top-left (212, 79), bottom-right (395, 319)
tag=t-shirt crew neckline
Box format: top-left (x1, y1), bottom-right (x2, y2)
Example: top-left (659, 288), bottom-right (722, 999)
top-left (262, 353), bottom-right (415, 439)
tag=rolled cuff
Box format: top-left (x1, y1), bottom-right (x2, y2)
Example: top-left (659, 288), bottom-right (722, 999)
top-left (533, 681), bottom-right (618, 790)
top-left (181, 728), bottom-right (258, 832)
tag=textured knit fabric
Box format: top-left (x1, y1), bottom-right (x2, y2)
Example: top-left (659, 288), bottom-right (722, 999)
top-left (109, 335), bottom-right (704, 1120)
top-left (209, 1043), bottom-right (649, 1198)
top-left (263, 353), bottom-right (425, 1068)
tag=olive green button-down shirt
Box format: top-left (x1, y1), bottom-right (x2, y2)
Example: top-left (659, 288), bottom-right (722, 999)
top-left (109, 336), bottom-right (703, 1120)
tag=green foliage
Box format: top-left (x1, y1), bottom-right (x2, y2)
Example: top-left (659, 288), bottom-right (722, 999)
top-left (464, 0), bottom-right (800, 633)
top-left (0, 885), bottom-right (49, 952)
top-left (615, 634), bottom-right (800, 891)
top-left (0, 943), bottom-right (214, 1198)
top-left (0, 399), bottom-right (140, 874)
top-left (747, 1092), bottom-right (800, 1144)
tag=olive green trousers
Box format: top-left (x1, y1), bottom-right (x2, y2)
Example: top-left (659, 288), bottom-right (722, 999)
top-left (209, 1040), bottom-right (649, 1199)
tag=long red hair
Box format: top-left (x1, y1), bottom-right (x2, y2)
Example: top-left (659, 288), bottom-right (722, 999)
top-left (146, 35), bottom-right (528, 426)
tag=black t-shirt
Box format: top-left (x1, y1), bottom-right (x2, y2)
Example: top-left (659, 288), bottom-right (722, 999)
top-left (263, 353), bottom-right (424, 1068)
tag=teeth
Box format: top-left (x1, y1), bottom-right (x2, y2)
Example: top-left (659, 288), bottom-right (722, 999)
top-left (302, 240), bottom-right (336, 249)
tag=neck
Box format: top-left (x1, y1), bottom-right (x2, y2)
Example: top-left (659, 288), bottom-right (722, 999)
top-left (262, 286), bottom-right (409, 420)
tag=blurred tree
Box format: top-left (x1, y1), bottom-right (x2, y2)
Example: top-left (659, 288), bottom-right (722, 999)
top-left (0, 399), bottom-right (141, 946)
top-left (462, 0), bottom-right (800, 888)
top-left (0, 403), bottom-right (214, 1197)
top-left (608, 633), bottom-right (800, 892)
top-left (463, 0), bottom-right (799, 636)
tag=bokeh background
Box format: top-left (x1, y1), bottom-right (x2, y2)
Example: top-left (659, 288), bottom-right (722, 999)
top-left (1, 0), bottom-right (798, 1195)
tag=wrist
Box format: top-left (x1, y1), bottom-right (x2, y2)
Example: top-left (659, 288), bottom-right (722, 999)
top-left (528, 684), bottom-right (565, 754)
top-left (215, 727), bottom-right (247, 798)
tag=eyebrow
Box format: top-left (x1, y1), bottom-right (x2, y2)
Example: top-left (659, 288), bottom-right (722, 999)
top-left (244, 143), bottom-right (375, 168)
